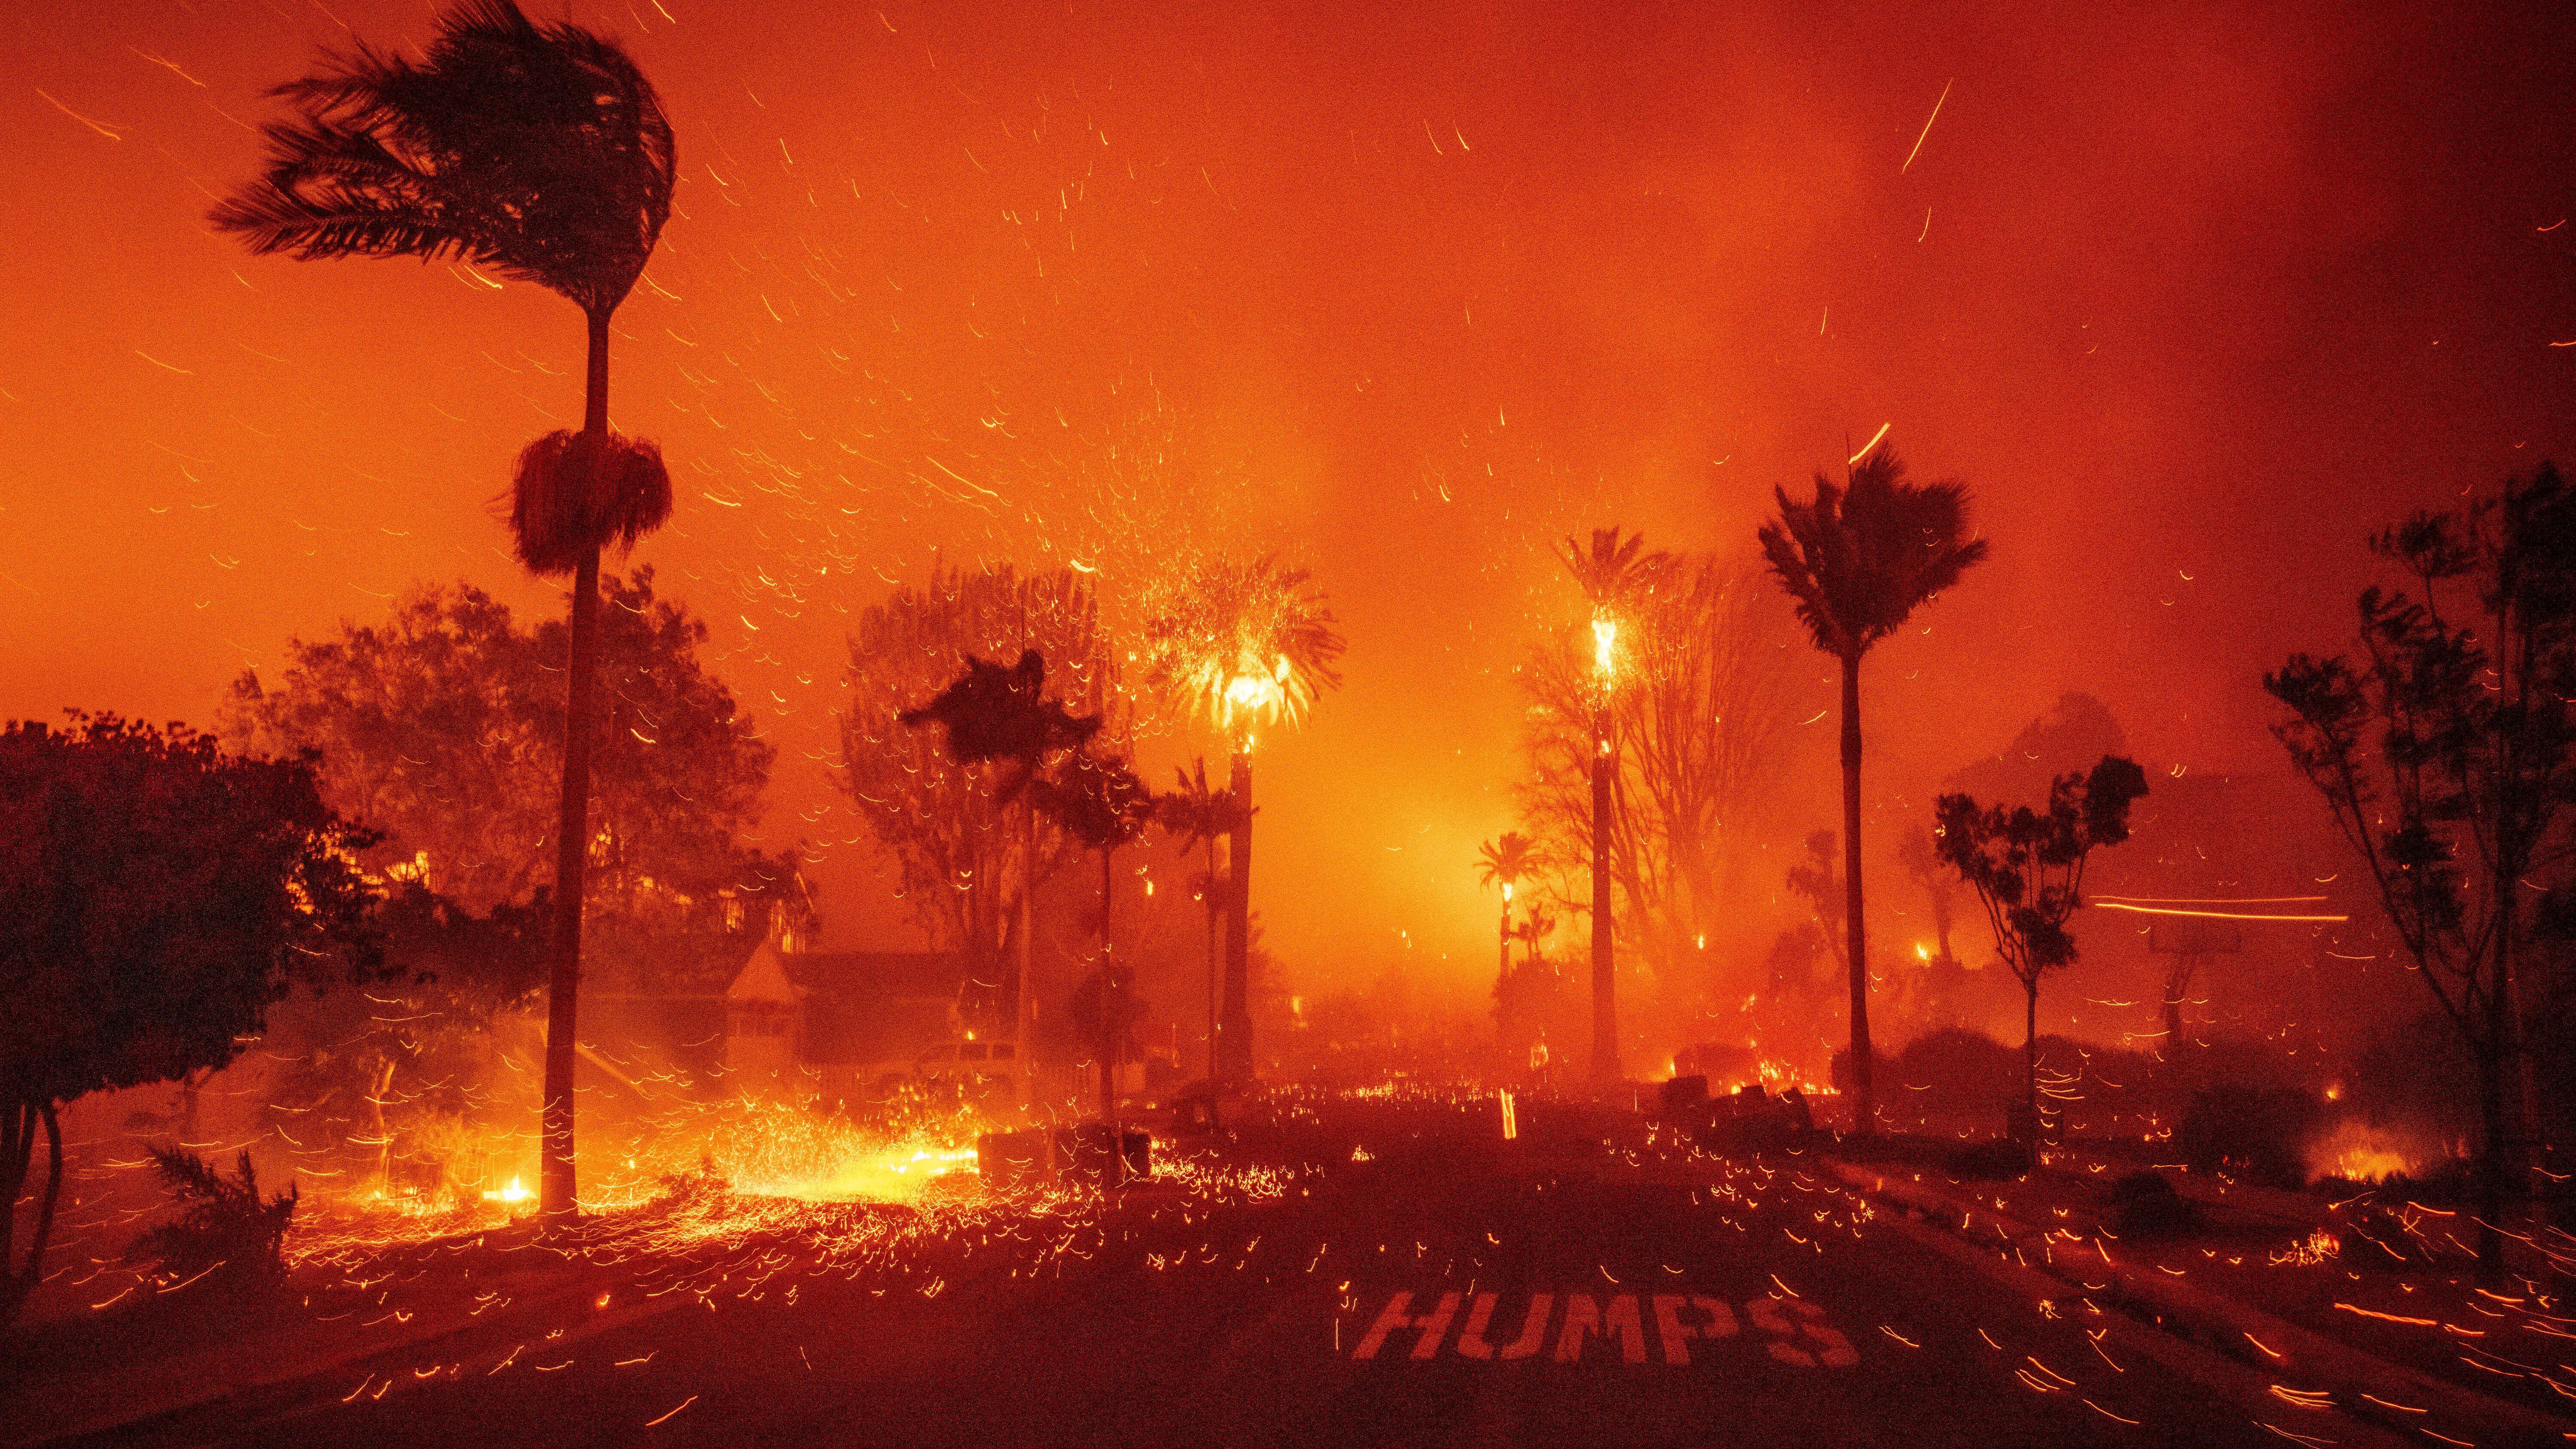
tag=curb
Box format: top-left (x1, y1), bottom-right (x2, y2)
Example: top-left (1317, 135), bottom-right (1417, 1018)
top-left (1825, 1157), bottom-right (2576, 1449)
top-left (12, 1270), bottom-right (660, 1448)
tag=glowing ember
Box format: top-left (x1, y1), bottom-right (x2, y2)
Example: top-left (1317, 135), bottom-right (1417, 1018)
top-left (480, 1175), bottom-right (532, 1204)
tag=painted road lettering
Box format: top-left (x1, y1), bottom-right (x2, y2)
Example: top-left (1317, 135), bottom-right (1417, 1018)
top-left (1351, 1291), bottom-right (1855, 1367)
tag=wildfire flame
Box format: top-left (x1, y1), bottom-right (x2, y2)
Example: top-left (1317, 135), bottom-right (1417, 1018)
top-left (2307, 1119), bottom-right (2422, 1184)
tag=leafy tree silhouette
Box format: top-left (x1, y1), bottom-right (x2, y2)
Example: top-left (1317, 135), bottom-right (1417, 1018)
top-left (1934, 756), bottom-right (2148, 1133)
top-left (2268, 462), bottom-right (2576, 1278)
top-left (0, 716), bottom-right (378, 1324)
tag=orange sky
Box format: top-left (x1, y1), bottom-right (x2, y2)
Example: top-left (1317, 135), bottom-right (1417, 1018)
top-left (3, 0), bottom-right (2571, 993)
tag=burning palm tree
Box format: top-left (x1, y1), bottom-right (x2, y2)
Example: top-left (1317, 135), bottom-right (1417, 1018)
top-left (212, 0), bottom-right (677, 1218)
top-left (1143, 556), bottom-right (1345, 1081)
top-left (1758, 445), bottom-right (1987, 1133)
top-left (1476, 830), bottom-right (1539, 990)
top-left (1554, 528), bottom-right (1671, 1082)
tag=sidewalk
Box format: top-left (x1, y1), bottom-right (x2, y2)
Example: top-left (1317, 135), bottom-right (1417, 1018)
top-left (1823, 1151), bottom-right (2576, 1449)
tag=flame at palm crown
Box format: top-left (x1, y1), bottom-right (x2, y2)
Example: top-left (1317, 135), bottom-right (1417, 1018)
top-left (1142, 553), bottom-right (1346, 750)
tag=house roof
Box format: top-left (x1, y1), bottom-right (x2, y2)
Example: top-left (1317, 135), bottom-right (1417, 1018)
top-left (784, 951), bottom-right (971, 1001)
top-left (725, 935), bottom-right (802, 1005)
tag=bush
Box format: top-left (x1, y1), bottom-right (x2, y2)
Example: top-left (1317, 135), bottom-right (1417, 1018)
top-left (2177, 1085), bottom-right (2323, 1189)
top-left (1828, 1045), bottom-right (1899, 1100)
top-left (1945, 1136), bottom-right (2033, 1180)
top-left (2104, 1169), bottom-right (2197, 1236)
top-left (126, 1147), bottom-right (296, 1290)
top-left (1894, 1029), bottom-right (2020, 1116)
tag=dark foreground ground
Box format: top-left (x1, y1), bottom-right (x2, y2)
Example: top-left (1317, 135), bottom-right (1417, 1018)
top-left (13, 1093), bottom-right (2387, 1448)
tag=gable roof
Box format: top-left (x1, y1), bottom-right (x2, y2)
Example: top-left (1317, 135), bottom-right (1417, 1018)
top-left (785, 951), bottom-right (970, 1001)
top-left (725, 934), bottom-right (802, 1005)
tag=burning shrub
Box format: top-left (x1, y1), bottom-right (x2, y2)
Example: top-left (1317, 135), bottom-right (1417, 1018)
top-left (2103, 1169), bottom-right (2197, 1236)
top-left (2177, 1084), bottom-right (2322, 1189)
top-left (125, 1146), bottom-right (297, 1291)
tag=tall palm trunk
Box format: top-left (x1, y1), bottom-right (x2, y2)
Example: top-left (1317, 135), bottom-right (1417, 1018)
top-left (1590, 704), bottom-right (1619, 1081)
top-left (1100, 843), bottom-right (1123, 1182)
top-left (1018, 792), bottom-right (1036, 1048)
top-left (1206, 838), bottom-right (1221, 1084)
top-left (1221, 750), bottom-right (1252, 1081)
top-left (1839, 652), bottom-right (1874, 1134)
top-left (539, 307), bottom-right (611, 1219)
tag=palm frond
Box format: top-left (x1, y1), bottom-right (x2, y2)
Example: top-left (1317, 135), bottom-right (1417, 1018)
top-left (1758, 445), bottom-right (1987, 660)
top-left (509, 429), bottom-right (673, 575)
top-left (1555, 526), bottom-right (1672, 608)
top-left (1140, 553), bottom-right (1347, 741)
top-left (213, 0), bottom-right (674, 316)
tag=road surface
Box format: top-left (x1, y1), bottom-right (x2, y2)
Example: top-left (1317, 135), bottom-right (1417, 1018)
top-left (52, 1093), bottom-right (2345, 1448)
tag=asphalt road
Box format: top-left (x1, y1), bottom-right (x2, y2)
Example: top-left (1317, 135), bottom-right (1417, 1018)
top-left (61, 1095), bottom-right (2342, 1448)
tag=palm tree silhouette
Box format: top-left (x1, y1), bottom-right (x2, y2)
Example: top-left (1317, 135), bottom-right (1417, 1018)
top-left (1554, 527), bottom-right (1671, 1083)
top-left (1160, 759), bottom-right (1245, 1084)
top-left (1475, 831), bottom-right (1538, 991)
top-left (1142, 556), bottom-right (1345, 1081)
top-left (1758, 446), bottom-right (1987, 1133)
top-left (212, 0), bottom-right (677, 1218)
top-left (902, 649), bottom-right (1103, 1043)
top-left (1034, 747), bottom-right (1154, 1148)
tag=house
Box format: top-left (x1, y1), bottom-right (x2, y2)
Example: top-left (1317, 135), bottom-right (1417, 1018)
top-left (722, 925), bottom-right (974, 1102)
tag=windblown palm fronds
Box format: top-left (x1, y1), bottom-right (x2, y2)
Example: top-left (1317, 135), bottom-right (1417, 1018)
top-left (209, 0), bottom-right (674, 317)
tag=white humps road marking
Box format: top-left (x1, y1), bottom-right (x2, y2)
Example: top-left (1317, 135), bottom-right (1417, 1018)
top-left (1351, 1291), bottom-right (1859, 1367)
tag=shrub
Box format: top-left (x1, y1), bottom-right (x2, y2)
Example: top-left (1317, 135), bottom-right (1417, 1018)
top-left (126, 1147), bottom-right (296, 1290)
top-left (2177, 1085), bottom-right (2323, 1189)
top-left (1945, 1136), bottom-right (2032, 1180)
top-left (2104, 1169), bottom-right (2197, 1235)
top-left (1892, 1029), bottom-right (2019, 1117)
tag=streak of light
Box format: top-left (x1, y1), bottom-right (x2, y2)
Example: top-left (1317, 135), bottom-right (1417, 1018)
top-left (1900, 78), bottom-right (1953, 173)
top-left (644, 1396), bottom-right (699, 1426)
top-left (1847, 422), bottom-right (1892, 465)
top-left (2335, 1302), bottom-right (2435, 1326)
top-left (2092, 895), bottom-right (2326, 904)
top-left (35, 87), bottom-right (123, 140)
top-left (2093, 903), bottom-right (2347, 922)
